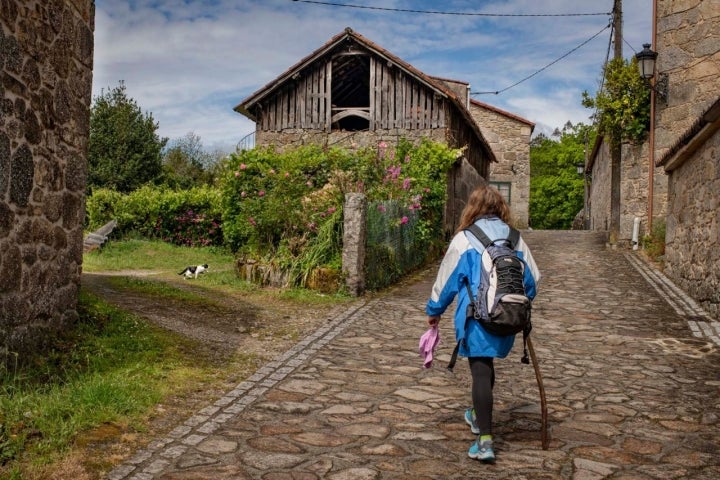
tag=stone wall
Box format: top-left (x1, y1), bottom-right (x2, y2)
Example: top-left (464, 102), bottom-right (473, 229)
top-left (656, 0), bottom-right (720, 320)
top-left (589, 140), bottom-right (611, 233)
top-left (663, 128), bottom-right (719, 320)
top-left (589, 139), bottom-right (668, 245)
top-left (469, 101), bottom-right (532, 229)
top-left (655, 0), bottom-right (720, 159)
top-left (256, 128), bottom-right (446, 152)
top-left (0, 0), bottom-right (94, 363)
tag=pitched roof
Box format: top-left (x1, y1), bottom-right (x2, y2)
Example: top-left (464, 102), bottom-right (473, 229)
top-left (233, 27), bottom-right (495, 162)
top-left (235, 27), bottom-right (453, 116)
top-left (470, 99), bottom-right (535, 130)
top-left (657, 95), bottom-right (720, 171)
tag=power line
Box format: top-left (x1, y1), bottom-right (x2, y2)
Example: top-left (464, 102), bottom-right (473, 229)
top-left (471, 21), bottom-right (612, 95)
top-left (290, 0), bottom-right (610, 17)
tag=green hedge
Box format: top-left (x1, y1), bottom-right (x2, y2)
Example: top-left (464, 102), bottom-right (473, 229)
top-left (86, 186), bottom-right (223, 247)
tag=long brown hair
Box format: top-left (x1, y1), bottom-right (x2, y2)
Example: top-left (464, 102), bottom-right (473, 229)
top-left (456, 183), bottom-right (511, 233)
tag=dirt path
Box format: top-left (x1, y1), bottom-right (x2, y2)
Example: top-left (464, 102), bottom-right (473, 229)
top-left (76, 271), bottom-right (360, 478)
top-left (81, 271), bottom-right (351, 363)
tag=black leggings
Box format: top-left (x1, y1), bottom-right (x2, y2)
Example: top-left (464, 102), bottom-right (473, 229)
top-left (469, 357), bottom-right (495, 436)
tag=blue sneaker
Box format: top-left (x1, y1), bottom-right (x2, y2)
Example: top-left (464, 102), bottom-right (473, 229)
top-left (464, 408), bottom-right (480, 435)
top-left (468, 438), bottom-right (495, 463)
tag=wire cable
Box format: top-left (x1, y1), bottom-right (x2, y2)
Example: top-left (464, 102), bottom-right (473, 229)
top-left (471, 21), bottom-right (612, 95)
top-left (290, 0), bottom-right (610, 17)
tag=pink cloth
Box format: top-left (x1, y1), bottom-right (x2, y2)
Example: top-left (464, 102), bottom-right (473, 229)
top-left (419, 326), bottom-right (440, 368)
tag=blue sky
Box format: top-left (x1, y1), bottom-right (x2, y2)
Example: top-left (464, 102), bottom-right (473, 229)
top-left (92, 0), bottom-right (653, 152)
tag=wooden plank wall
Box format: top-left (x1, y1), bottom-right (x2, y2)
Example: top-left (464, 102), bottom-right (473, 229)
top-left (258, 61), bottom-right (331, 132)
top-left (370, 57), bottom-right (445, 130)
top-left (257, 56), bottom-right (447, 132)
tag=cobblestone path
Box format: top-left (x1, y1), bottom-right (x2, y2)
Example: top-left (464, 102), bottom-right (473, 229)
top-left (107, 231), bottom-right (720, 480)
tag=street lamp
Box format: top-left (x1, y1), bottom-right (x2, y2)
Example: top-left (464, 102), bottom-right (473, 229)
top-left (576, 162), bottom-right (585, 176)
top-left (635, 43), bottom-right (668, 102)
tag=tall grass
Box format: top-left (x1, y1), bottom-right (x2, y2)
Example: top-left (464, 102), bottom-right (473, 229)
top-left (0, 290), bottom-right (212, 477)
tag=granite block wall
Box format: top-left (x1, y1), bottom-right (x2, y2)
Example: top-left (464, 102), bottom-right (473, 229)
top-left (0, 0), bottom-right (94, 363)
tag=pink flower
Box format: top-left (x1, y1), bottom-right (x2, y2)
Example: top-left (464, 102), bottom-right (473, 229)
top-left (285, 172), bottom-right (290, 178)
top-left (400, 216), bottom-right (409, 225)
top-left (378, 141), bottom-right (387, 149)
top-left (248, 217), bottom-right (256, 226)
top-left (258, 190), bottom-right (265, 197)
top-left (241, 191), bottom-right (247, 198)
top-left (308, 222), bottom-right (317, 230)
top-left (234, 171), bottom-right (240, 177)
top-left (240, 163), bottom-right (247, 170)
top-left (402, 177), bottom-right (411, 190)
top-left (327, 207), bottom-right (336, 214)
top-left (269, 169), bottom-right (276, 175)
top-left (377, 204), bottom-right (386, 213)
top-left (404, 154), bottom-right (411, 163)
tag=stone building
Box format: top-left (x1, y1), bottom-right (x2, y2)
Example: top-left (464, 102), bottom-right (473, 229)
top-left (422, 78), bottom-right (533, 229)
top-left (0, 0), bottom-right (94, 363)
top-left (469, 99), bottom-right (533, 229)
top-left (654, 0), bottom-right (719, 320)
top-left (235, 28), bottom-right (532, 231)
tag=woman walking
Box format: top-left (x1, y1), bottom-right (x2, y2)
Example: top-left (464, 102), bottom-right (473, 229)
top-left (425, 184), bottom-right (541, 463)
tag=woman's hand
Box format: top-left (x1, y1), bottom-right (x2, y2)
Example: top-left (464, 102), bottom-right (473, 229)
top-left (427, 315), bottom-right (440, 328)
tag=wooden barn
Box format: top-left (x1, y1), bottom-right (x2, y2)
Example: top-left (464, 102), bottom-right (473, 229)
top-left (234, 28), bottom-right (497, 232)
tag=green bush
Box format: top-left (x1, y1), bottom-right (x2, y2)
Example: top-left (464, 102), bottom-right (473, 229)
top-left (86, 186), bottom-right (223, 247)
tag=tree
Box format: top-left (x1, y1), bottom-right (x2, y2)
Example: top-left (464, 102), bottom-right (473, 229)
top-left (529, 123), bottom-right (595, 229)
top-left (162, 132), bottom-right (216, 189)
top-left (88, 82), bottom-right (168, 193)
top-left (581, 57), bottom-right (651, 145)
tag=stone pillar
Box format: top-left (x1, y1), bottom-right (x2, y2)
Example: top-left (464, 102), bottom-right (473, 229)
top-left (342, 193), bottom-right (367, 296)
top-left (1, 0), bottom-right (94, 364)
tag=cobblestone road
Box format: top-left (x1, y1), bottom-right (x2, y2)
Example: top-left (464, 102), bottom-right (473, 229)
top-left (107, 231), bottom-right (720, 480)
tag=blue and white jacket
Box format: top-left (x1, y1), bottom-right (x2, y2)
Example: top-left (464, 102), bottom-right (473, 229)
top-left (425, 217), bottom-right (541, 359)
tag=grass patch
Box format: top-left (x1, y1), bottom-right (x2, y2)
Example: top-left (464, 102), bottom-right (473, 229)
top-left (0, 290), bottom-right (220, 479)
top-left (85, 239), bottom-right (353, 306)
top-left (642, 219), bottom-right (666, 264)
top-left (82, 239), bottom-right (235, 274)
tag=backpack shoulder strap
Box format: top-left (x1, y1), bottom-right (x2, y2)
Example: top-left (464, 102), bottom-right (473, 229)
top-left (507, 227), bottom-right (520, 249)
top-left (466, 224), bottom-right (520, 249)
top-left (464, 224), bottom-right (493, 248)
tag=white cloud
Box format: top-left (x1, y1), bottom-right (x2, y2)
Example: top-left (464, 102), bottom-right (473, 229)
top-left (92, 0), bottom-right (653, 151)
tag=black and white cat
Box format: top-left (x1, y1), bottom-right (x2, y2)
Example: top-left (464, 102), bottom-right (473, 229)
top-left (179, 264), bottom-right (209, 279)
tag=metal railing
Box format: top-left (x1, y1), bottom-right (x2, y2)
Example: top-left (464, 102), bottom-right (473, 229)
top-left (236, 131), bottom-right (256, 151)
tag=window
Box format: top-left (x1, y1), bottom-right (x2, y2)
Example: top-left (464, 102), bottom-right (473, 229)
top-left (489, 181), bottom-right (511, 204)
top-left (331, 53), bottom-right (370, 131)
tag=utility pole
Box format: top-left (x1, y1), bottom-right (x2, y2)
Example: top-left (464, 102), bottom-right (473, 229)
top-left (609, 0), bottom-right (623, 245)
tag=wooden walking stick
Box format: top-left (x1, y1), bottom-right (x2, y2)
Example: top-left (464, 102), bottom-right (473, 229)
top-left (526, 336), bottom-right (549, 450)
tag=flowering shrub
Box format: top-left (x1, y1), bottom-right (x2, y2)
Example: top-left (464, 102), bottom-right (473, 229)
top-left (220, 139), bottom-right (460, 285)
top-left (220, 145), bottom-right (359, 257)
